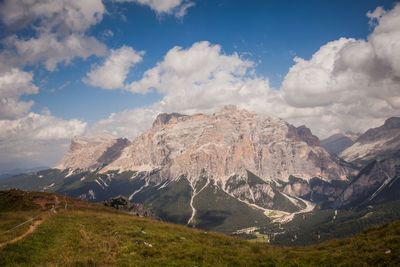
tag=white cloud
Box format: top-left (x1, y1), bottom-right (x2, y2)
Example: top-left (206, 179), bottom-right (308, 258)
top-left (126, 41), bottom-right (273, 106)
top-left (92, 41), bottom-right (282, 138)
top-left (2, 1), bottom-right (400, 171)
top-left (0, 68), bottom-right (88, 168)
top-left (0, 0), bottom-right (105, 33)
top-left (0, 0), bottom-right (194, 170)
top-left (90, 108), bottom-right (158, 138)
top-left (93, 4), bottom-right (400, 140)
top-left (0, 0), bottom-right (105, 169)
top-left (114, 0), bottom-right (194, 18)
top-left (0, 0), bottom-right (107, 72)
top-left (83, 46), bottom-right (144, 90)
top-left (280, 3), bottom-right (400, 137)
top-left (4, 33), bottom-right (107, 72)
top-left (0, 68), bottom-right (38, 99)
top-left (0, 112), bottom-right (87, 168)
top-left (0, 98), bottom-right (35, 121)
top-left (101, 29), bottom-right (114, 39)
top-left (0, 68), bottom-right (38, 120)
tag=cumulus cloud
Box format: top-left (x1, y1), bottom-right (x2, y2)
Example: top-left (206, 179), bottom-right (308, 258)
top-left (114, 0), bottom-right (194, 18)
top-left (0, 0), bottom-right (105, 169)
top-left (0, 0), bottom-right (107, 71)
top-left (83, 46), bottom-right (144, 90)
top-left (280, 3), bottom-right (400, 137)
top-left (126, 41), bottom-right (275, 108)
top-left (4, 33), bottom-right (107, 71)
top-left (93, 4), bottom-right (400, 140)
top-left (0, 0), bottom-right (104, 33)
top-left (0, 68), bottom-right (38, 120)
top-left (90, 108), bottom-right (158, 138)
top-left (0, 0), bottom-right (195, 170)
top-left (92, 41), bottom-right (282, 138)
top-left (0, 112), bottom-right (87, 169)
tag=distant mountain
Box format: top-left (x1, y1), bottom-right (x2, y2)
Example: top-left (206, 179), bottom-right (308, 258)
top-left (340, 117), bottom-right (400, 167)
top-left (321, 132), bottom-right (360, 155)
top-left (333, 118), bottom-right (400, 209)
top-left (55, 132), bottom-right (130, 171)
top-left (0, 166), bottom-right (49, 180)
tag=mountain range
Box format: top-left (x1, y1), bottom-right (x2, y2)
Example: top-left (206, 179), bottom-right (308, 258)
top-left (1, 106), bottom-right (399, 243)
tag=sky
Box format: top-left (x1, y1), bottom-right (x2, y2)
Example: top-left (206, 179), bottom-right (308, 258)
top-left (0, 0), bottom-right (399, 172)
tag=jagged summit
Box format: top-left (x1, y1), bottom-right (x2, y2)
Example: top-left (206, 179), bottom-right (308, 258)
top-left (54, 131), bottom-right (130, 171)
top-left (152, 112), bottom-right (187, 127)
top-left (57, 106), bottom-right (350, 184)
top-left (287, 124), bottom-right (320, 147)
top-left (84, 106), bottom-right (348, 185)
top-left (321, 131), bottom-right (361, 155)
top-left (383, 117), bottom-right (400, 129)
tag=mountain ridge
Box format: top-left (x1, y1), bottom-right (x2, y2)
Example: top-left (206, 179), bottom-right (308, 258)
top-left (50, 106), bottom-right (352, 227)
top-left (340, 117), bottom-right (400, 167)
top-left (58, 106), bottom-right (350, 184)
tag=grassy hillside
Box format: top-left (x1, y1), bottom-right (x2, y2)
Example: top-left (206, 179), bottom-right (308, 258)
top-left (0, 189), bottom-right (399, 266)
top-left (0, 171), bottom-right (271, 233)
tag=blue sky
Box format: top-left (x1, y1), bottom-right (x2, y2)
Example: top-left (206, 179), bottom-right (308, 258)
top-left (0, 0), bottom-right (399, 170)
top-left (21, 0), bottom-right (397, 122)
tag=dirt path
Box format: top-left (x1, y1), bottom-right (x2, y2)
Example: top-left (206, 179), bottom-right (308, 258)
top-left (0, 219), bottom-right (43, 248)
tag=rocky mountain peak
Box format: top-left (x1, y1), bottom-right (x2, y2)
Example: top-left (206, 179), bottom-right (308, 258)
top-left (152, 112), bottom-right (187, 127)
top-left (102, 106), bottom-right (349, 184)
top-left (383, 117), bottom-right (400, 129)
top-left (340, 117), bottom-right (400, 166)
top-left (54, 133), bottom-right (131, 171)
top-left (287, 125), bottom-right (320, 147)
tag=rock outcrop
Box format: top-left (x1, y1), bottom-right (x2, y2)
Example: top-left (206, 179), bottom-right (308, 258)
top-left (104, 195), bottom-right (159, 219)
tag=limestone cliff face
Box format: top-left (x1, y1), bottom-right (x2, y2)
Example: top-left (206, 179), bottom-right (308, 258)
top-left (54, 132), bottom-right (130, 171)
top-left (102, 106), bottom-right (349, 186)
